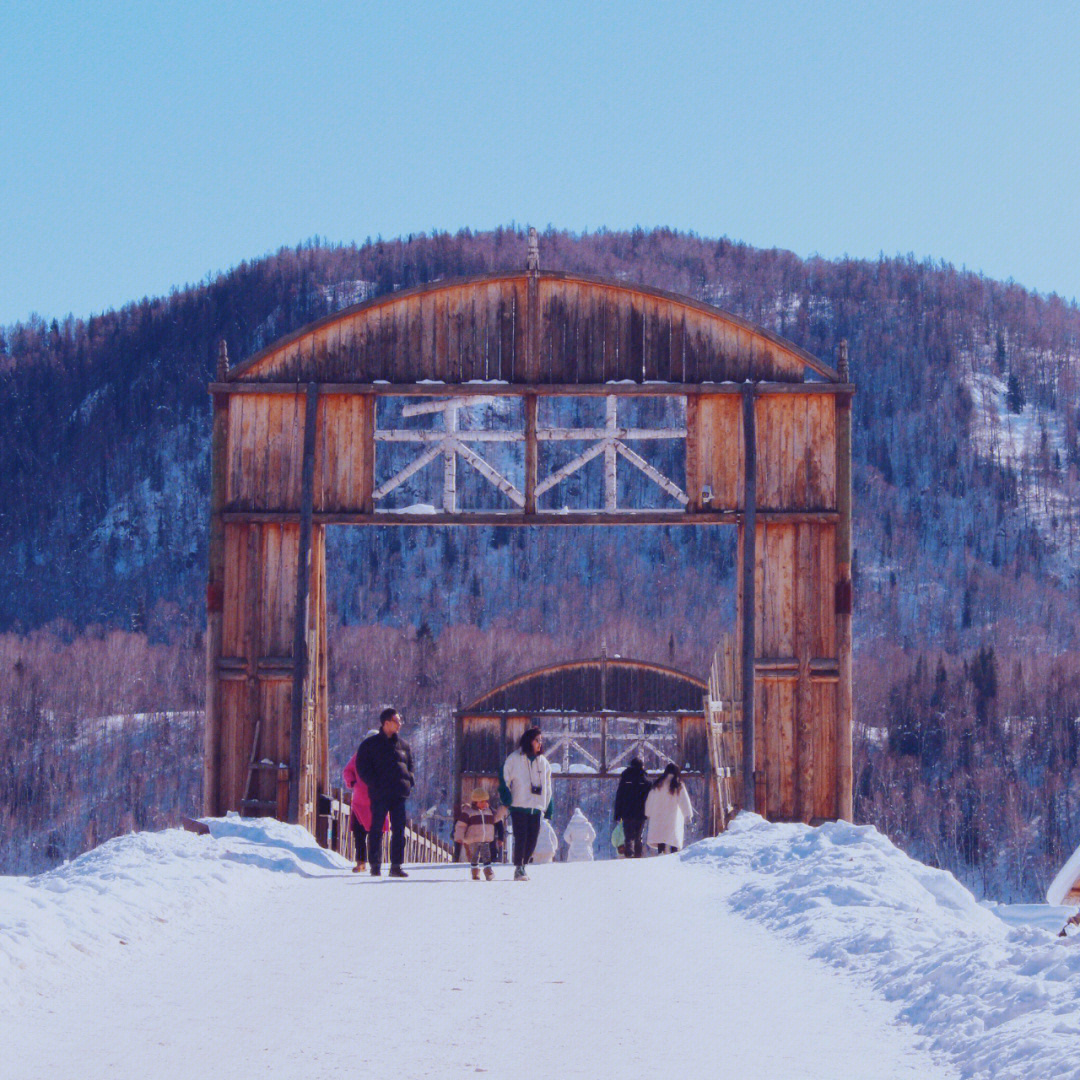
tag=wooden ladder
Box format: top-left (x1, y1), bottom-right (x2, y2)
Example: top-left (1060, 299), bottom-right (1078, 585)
top-left (239, 720), bottom-right (289, 818)
top-left (705, 636), bottom-right (742, 834)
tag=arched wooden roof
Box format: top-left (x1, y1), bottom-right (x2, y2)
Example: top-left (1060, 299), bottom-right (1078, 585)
top-left (462, 657), bottom-right (707, 716)
top-left (229, 271), bottom-right (837, 385)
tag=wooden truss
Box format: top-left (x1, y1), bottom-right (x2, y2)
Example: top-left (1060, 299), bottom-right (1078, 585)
top-left (372, 394), bottom-right (687, 514)
top-left (543, 716), bottom-right (686, 775)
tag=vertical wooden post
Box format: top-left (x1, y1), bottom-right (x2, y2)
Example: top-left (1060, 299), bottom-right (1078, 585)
top-left (525, 227), bottom-right (541, 382)
top-left (835, 344), bottom-right (854, 820)
top-left (453, 713), bottom-right (465, 817)
top-left (360, 393), bottom-right (376, 514)
top-left (288, 382), bottom-right (319, 825)
top-left (203, 340), bottom-right (229, 815)
top-left (314, 525), bottom-right (329, 793)
top-left (685, 396), bottom-right (701, 510)
top-left (524, 393), bottom-right (538, 514)
top-left (740, 382), bottom-right (758, 813)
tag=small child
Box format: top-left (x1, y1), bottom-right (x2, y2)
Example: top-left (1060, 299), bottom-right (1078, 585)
top-left (454, 788), bottom-right (507, 880)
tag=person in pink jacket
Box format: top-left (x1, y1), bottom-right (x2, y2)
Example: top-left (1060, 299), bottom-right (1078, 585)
top-left (343, 748), bottom-right (386, 873)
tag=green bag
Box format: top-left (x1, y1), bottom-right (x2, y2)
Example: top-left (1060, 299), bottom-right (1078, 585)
top-left (611, 820), bottom-right (625, 850)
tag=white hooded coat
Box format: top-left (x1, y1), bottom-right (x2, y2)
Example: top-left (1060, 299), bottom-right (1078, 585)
top-left (645, 780), bottom-right (694, 849)
top-left (563, 808), bottom-right (597, 861)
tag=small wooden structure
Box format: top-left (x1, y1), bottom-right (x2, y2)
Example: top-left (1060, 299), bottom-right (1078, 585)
top-left (204, 232), bottom-right (854, 835)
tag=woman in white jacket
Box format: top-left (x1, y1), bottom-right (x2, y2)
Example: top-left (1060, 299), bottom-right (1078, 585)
top-left (645, 764), bottom-right (694, 853)
top-left (499, 726), bottom-right (553, 880)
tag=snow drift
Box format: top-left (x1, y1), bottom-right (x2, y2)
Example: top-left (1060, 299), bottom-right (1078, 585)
top-left (0, 814), bottom-right (350, 1003)
top-left (685, 815), bottom-right (1080, 1079)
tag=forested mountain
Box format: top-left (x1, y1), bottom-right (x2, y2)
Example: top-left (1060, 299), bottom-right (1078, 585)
top-left (4, 227), bottom-right (1080, 895)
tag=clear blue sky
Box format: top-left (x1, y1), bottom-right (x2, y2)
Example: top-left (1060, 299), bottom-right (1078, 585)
top-left (2, 1), bottom-right (1078, 325)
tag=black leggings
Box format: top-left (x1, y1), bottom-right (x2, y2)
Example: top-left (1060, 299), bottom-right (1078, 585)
top-left (510, 809), bottom-right (542, 868)
top-left (622, 817), bottom-right (645, 858)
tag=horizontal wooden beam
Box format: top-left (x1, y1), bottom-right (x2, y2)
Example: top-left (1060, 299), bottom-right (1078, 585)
top-left (459, 710), bottom-right (706, 720)
top-left (459, 769), bottom-right (708, 780)
top-left (210, 381), bottom-right (855, 398)
top-left (221, 509), bottom-right (840, 526)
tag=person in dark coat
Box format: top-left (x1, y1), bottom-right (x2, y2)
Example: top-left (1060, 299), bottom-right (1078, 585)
top-left (355, 707), bottom-right (415, 878)
top-left (614, 757), bottom-right (652, 858)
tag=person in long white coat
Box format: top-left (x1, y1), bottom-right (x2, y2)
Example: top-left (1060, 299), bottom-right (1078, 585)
top-left (563, 807), bottom-right (597, 861)
top-left (644, 764), bottom-right (694, 853)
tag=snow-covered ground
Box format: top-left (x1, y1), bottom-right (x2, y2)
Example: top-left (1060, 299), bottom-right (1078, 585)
top-left (3, 814), bottom-right (1079, 1079)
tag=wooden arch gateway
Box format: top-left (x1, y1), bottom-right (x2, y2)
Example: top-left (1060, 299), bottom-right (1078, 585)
top-left (456, 656), bottom-right (714, 841)
top-left (456, 656), bottom-right (709, 795)
top-left (204, 237), bottom-right (854, 834)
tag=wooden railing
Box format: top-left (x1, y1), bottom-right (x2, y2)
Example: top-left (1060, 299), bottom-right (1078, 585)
top-left (320, 786), bottom-right (453, 864)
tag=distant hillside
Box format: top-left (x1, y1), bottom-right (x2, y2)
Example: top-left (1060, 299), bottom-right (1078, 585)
top-left (3, 228), bottom-right (1078, 647)
top-left (4, 227), bottom-right (1080, 894)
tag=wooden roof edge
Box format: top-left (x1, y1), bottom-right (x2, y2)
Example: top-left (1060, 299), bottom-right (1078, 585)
top-left (462, 656), bottom-right (708, 713)
top-left (226, 269), bottom-right (840, 383)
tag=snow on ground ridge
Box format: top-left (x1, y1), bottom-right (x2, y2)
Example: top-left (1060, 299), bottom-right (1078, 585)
top-left (685, 814), bottom-right (1080, 1080)
top-left (0, 814), bottom-right (350, 1004)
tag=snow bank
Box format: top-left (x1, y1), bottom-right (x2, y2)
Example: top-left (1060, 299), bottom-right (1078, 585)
top-left (685, 815), bottom-right (1080, 1080)
top-left (0, 815), bottom-right (349, 1002)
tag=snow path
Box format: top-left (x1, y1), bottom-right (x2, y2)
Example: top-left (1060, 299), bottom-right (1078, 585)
top-left (6, 854), bottom-right (956, 1080)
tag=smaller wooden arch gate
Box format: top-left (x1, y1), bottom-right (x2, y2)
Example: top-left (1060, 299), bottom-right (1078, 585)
top-left (204, 241), bottom-right (854, 834)
top-left (455, 656), bottom-right (711, 818)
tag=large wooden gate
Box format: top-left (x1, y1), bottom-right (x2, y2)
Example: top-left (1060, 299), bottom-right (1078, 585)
top-left (204, 235), bottom-right (853, 832)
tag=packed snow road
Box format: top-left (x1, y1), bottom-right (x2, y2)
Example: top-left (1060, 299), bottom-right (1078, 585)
top-left (5, 825), bottom-right (958, 1080)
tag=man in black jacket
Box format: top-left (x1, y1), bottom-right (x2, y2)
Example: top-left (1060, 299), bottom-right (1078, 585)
top-left (355, 707), bottom-right (415, 878)
top-left (614, 757), bottom-right (651, 858)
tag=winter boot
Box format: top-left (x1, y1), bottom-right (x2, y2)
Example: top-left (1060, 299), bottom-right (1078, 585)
top-left (483, 866), bottom-right (494, 881)
top-left (471, 867), bottom-right (481, 881)
top-left (388, 865), bottom-right (409, 878)
top-left (352, 860), bottom-right (366, 873)
top-left (370, 866), bottom-right (381, 877)
top-left (514, 866), bottom-right (529, 881)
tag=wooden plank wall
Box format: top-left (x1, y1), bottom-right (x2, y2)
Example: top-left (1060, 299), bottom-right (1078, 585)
top-left (313, 394), bottom-right (374, 513)
top-left (688, 394), bottom-right (744, 509)
top-left (226, 394), bottom-right (305, 511)
top-left (216, 522), bottom-right (302, 813)
top-left (754, 522), bottom-right (838, 821)
top-left (754, 395), bottom-right (837, 510)
top-left (239, 275), bottom-right (810, 385)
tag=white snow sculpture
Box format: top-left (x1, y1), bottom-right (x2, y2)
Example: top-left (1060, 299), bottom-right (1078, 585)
top-left (563, 807), bottom-right (597, 862)
top-left (532, 818), bottom-right (558, 864)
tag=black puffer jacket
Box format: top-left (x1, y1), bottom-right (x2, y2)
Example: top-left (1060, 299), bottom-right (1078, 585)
top-left (614, 761), bottom-right (652, 822)
top-left (355, 731), bottom-right (415, 803)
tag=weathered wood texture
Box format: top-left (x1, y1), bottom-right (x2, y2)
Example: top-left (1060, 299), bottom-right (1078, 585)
top-left (211, 521), bottom-right (322, 826)
top-left (229, 273), bottom-right (835, 385)
top-left (750, 521), bottom-right (839, 822)
top-left (464, 657), bottom-right (707, 715)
